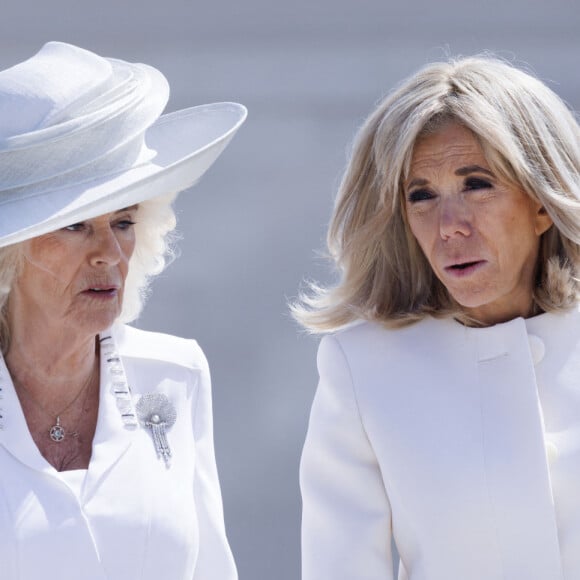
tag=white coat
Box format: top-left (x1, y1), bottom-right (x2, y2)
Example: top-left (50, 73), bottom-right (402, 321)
top-left (301, 306), bottom-right (580, 580)
top-left (0, 324), bottom-right (236, 580)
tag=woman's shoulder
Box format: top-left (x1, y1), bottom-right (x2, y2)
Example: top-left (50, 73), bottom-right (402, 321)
top-left (111, 324), bottom-right (208, 371)
top-left (326, 316), bottom-right (456, 352)
top-left (318, 316), bottom-right (466, 378)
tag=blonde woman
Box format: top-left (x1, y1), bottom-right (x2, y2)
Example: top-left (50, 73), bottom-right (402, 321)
top-left (295, 56), bottom-right (580, 579)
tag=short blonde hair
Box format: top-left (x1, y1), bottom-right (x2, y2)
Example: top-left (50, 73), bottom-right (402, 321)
top-left (294, 55), bottom-right (580, 332)
top-left (0, 193), bottom-right (178, 353)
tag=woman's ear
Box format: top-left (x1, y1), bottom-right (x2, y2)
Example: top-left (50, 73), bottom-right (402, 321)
top-left (535, 205), bottom-right (553, 236)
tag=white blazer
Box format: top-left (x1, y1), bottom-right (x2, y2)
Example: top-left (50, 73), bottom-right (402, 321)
top-left (0, 324), bottom-right (236, 580)
top-left (301, 307), bottom-right (580, 580)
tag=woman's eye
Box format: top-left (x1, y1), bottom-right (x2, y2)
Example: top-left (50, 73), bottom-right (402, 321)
top-left (115, 219), bottom-right (136, 230)
top-left (63, 222), bottom-right (85, 232)
top-left (465, 177), bottom-right (492, 190)
top-left (407, 189), bottom-right (434, 203)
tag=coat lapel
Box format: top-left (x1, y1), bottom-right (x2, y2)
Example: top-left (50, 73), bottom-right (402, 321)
top-left (0, 353), bottom-right (55, 474)
top-left (0, 328), bottom-right (139, 493)
top-left (83, 327), bottom-right (137, 502)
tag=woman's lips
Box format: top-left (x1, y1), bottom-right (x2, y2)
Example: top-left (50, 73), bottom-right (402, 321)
top-left (81, 286), bottom-right (119, 299)
top-left (443, 260), bottom-right (486, 277)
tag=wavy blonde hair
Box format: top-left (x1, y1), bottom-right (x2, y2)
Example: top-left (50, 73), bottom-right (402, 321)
top-left (0, 192), bottom-right (178, 353)
top-left (293, 55), bottom-right (580, 332)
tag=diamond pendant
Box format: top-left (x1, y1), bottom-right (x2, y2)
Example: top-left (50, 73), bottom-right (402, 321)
top-left (49, 416), bottom-right (66, 442)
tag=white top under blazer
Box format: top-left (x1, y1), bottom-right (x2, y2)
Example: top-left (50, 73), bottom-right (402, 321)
top-left (301, 305), bottom-right (580, 580)
top-left (0, 324), bottom-right (237, 580)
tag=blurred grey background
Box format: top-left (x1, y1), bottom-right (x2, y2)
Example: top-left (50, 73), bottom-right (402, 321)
top-left (2, 1), bottom-right (578, 578)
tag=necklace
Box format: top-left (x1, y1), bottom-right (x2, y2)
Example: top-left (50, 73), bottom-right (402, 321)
top-left (15, 357), bottom-right (97, 443)
top-left (49, 373), bottom-right (94, 442)
top-left (0, 331), bottom-right (138, 439)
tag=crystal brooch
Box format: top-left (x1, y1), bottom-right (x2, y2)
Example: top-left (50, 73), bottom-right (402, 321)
top-left (136, 393), bottom-right (177, 466)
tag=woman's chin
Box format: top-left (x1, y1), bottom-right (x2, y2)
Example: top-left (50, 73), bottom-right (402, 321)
top-left (69, 309), bottom-right (121, 337)
top-left (449, 291), bottom-right (501, 324)
top-left (447, 287), bottom-right (491, 310)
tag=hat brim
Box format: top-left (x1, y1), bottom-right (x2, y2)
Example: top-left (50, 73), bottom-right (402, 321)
top-left (0, 102), bottom-right (247, 248)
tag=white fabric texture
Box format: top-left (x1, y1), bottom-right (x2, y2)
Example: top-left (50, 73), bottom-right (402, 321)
top-left (57, 469), bottom-right (87, 500)
top-left (0, 324), bottom-right (236, 580)
top-left (301, 306), bottom-right (580, 580)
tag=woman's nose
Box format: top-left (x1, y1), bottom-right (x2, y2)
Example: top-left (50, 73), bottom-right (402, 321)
top-left (439, 198), bottom-right (472, 240)
top-left (89, 228), bottom-right (123, 266)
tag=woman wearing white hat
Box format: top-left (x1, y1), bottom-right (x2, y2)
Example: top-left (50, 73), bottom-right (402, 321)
top-left (0, 42), bottom-right (246, 580)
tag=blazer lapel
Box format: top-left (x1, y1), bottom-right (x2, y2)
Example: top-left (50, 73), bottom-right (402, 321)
top-left (83, 329), bottom-right (137, 502)
top-left (0, 354), bottom-right (57, 475)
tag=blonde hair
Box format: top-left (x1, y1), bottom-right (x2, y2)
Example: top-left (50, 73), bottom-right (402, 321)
top-left (0, 193), bottom-right (178, 352)
top-left (293, 55), bottom-right (580, 332)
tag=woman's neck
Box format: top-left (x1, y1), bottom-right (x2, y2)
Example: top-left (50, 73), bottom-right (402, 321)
top-left (5, 324), bottom-right (98, 400)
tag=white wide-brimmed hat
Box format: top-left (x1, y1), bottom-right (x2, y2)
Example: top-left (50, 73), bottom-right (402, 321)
top-left (0, 41), bottom-right (247, 247)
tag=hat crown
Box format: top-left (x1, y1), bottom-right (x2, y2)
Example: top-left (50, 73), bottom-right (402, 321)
top-left (0, 42), bottom-right (169, 193)
top-left (0, 42), bottom-right (113, 141)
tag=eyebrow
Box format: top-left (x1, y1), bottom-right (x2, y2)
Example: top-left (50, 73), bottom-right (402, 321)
top-left (406, 165), bottom-right (494, 189)
top-left (406, 177), bottom-right (429, 189)
top-left (455, 165), bottom-right (494, 177)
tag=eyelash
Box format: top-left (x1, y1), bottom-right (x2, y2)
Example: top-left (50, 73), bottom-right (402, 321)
top-left (63, 223), bottom-right (85, 232)
top-left (407, 177), bottom-right (493, 203)
top-left (116, 220), bottom-right (136, 230)
top-left (465, 177), bottom-right (492, 190)
top-left (63, 219), bottom-right (136, 232)
top-left (407, 189), bottom-right (434, 203)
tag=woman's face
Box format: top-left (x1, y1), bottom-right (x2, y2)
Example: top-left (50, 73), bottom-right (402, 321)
top-left (404, 122), bottom-right (553, 325)
top-left (10, 207), bottom-right (137, 338)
